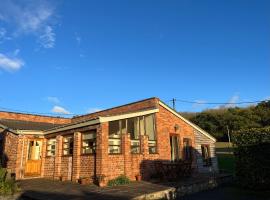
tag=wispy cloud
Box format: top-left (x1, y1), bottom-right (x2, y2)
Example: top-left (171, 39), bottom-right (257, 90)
top-left (51, 106), bottom-right (71, 114)
top-left (0, 53), bottom-right (24, 71)
top-left (0, 27), bottom-right (12, 43)
top-left (39, 25), bottom-right (55, 48)
top-left (225, 94), bottom-right (239, 108)
top-left (87, 108), bottom-right (102, 114)
top-left (214, 94), bottom-right (240, 109)
top-left (47, 96), bottom-right (60, 104)
top-left (75, 34), bottom-right (81, 45)
top-left (0, 0), bottom-right (57, 48)
top-left (192, 100), bottom-right (207, 109)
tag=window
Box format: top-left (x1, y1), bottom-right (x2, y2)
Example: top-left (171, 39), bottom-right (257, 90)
top-left (108, 120), bottom-right (121, 154)
top-left (201, 145), bottom-right (212, 166)
top-left (170, 135), bottom-right (180, 161)
top-left (145, 114), bottom-right (157, 153)
top-left (183, 138), bottom-right (192, 161)
top-left (63, 135), bottom-right (73, 156)
top-left (128, 117), bottom-right (141, 153)
top-left (47, 138), bottom-right (56, 156)
top-left (82, 130), bottom-right (96, 154)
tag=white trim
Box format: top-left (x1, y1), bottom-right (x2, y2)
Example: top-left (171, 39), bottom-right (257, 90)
top-left (44, 119), bottom-right (100, 134)
top-left (99, 109), bottom-right (159, 122)
top-left (158, 101), bottom-right (216, 142)
top-left (17, 130), bottom-right (44, 135)
top-left (44, 109), bottom-right (159, 134)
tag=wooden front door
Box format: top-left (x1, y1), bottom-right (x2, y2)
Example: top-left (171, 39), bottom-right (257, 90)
top-left (25, 140), bottom-right (42, 176)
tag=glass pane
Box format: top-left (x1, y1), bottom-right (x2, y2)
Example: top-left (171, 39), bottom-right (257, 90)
top-left (109, 121), bottom-right (120, 137)
top-left (109, 139), bottom-right (121, 145)
top-left (108, 146), bottom-right (121, 154)
top-left (128, 117), bottom-right (139, 139)
top-left (139, 116), bottom-right (145, 135)
top-left (145, 115), bottom-right (155, 140)
top-left (121, 119), bottom-right (127, 134)
top-left (131, 146), bottom-right (140, 153)
top-left (82, 131), bottom-right (96, 140)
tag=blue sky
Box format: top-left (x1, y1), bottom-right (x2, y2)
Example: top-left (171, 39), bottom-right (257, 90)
top-left (0, 0), bottom-right (269, 116)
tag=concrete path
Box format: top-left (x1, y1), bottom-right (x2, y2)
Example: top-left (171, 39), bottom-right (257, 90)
top-left (18, 178), bottom-right (173, 200)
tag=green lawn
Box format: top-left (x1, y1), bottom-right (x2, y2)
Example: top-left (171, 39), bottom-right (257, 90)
top-left (217, 154), bottom-right (235, 174)
top-left (215, 142), bottom-right (235, 174)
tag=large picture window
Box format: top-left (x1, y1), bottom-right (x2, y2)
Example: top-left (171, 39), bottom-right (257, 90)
top-left (46, 138), bottom-right (56, 156)
top-left (145, 114), bottom-right (157, 154)
top-left (108, 114), bottom-right (157, 154)
top-left (63, 135), bottom-right (73, 156)
top-left (108, 120), bottom-right (121, 154)
top-left (128, 117), bottom-right (140, 153)
top-left (201, 144), bottom-right (212, 166)
top-left (82, 130), bottom-right (96, 154)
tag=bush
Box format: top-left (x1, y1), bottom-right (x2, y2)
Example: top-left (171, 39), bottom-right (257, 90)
top-left (107, 175), bottom-right (131, 186)
top-left (0, 168), bottom-right (19, 195)
top-left (232, 127), bottom-right (270, 190)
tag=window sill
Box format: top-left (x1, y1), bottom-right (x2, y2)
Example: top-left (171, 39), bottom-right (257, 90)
top-left (108, 153), bottom-right (122, 155)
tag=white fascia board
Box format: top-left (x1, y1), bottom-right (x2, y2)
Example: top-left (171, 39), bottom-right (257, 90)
top-left (158, 101), bottom-right (216, 142)
top-left (16, 130), bottom-right (44, 135)
top-left (44, 118), bottom-right (100, 134)
top-left (99, 109), bottom-right (159, 123)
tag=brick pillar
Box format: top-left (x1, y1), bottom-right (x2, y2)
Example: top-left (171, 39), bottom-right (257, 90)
top-left (15, 135), bottom-right (25, 179)
top-left (141, 135), bottom-right (149, 179)
top-left (54, 135), bottom-right (63, 179)
top-left (40, 138), bottom-right (47, 177)
top-left (72, 132), bottom-right (81, 182)
top-left (95, 123), bottom-right (109, 186)
top-left (122, 133), bottom-right (132, 179)
top-left (141, 135), bottom-right (149, 158)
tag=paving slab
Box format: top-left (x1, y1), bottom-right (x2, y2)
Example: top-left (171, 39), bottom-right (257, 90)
top-left (17, 178), bottom-right (173, 200)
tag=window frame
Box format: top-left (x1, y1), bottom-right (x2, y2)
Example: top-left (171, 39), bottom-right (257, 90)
top-left (62, 135), bottom-right (74, 156)
top-left (81, 130), bottom-right (96, 155)
top-left (145, 114), bottom-right (158, 154)
top-left (201, 144), bottom-right (212, 166)
top-left (183, 138), bottom-right (192, 161)
top-left (108, 120), bottom-right (122, 155)
top-left (46, 138), bottom-right (56, 157)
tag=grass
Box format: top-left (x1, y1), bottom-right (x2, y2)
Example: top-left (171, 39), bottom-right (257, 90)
top-left (215, 142), bottom-right (235, 173)
top-left (217, 154), bottom-right (235, 174)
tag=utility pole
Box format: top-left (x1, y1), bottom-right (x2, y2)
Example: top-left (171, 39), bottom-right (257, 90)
top-left (226, 125), bottom-right (231, 148)
top-left (172, 98), bottom-right (176, 110)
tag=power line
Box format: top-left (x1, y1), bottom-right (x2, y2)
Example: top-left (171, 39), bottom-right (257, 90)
top-left (168, 99), bottom-right (268, 105)
top-left (0, 106), bottom-right (76, 117)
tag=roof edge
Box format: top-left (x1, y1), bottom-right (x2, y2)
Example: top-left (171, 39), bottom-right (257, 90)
top-left (158, 101), bottom-right (216, 142)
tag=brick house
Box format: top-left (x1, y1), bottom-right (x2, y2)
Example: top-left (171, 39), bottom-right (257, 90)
top-left (0, 97), bottom-right (218, 186)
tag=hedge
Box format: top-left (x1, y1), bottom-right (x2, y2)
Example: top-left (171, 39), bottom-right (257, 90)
top-left (232, 127), bottom-right (270, 190)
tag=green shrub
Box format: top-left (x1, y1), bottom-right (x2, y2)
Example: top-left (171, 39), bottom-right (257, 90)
top-left (0, 168), bottom-right (7, 182)
top-left (107, 175), bottom-right (131, 186)
top-left (0, 179), bottom-right (18, 195)
top-left (232, 127), bottom-right (270, 190)
top-left (0, 168), bottom-right (19, 195)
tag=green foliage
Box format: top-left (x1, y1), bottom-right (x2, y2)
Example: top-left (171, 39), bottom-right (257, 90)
top-left (0, 168), bottom-right (19, 195)
top-left (107, 175), bottom-right (131, 186)
top-left (182, 100), bottom-right (270, 141)
top-left (0, 168), bottom-right (7, 182)
top-left (0, 179), bottom-right (18, 195)
top-left (232, 127), bottom-right (270, 190)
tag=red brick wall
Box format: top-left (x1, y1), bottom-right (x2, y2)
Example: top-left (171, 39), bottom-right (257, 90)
top-left (155, 105), bottom-right (196, 160)
top-left (72, 98), bottom-right (159, 123)
top-left (43, 157), bottom-right (55, 178)
top-left (0, 111), bottom-right (71, 124)
top-left (2, 131), bottom-right (19, 173)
